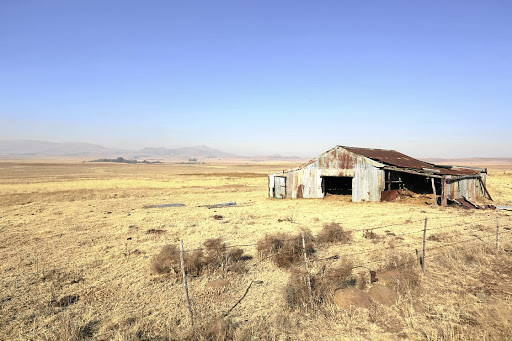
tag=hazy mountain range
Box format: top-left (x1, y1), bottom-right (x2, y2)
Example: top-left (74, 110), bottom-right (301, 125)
top-left (2, 140), bottom-right (510, 165)
top-left (0, 140), bottom-right (302, 160)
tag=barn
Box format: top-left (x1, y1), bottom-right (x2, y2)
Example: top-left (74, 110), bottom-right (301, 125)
top-left (268, 146), bottom-right (491, 206)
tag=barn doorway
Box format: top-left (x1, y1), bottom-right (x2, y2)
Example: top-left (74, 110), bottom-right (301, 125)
top-left (322, 176), bottom-right (352, 195)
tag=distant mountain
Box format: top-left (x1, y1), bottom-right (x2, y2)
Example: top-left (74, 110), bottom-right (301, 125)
top-left (0, 140), bottom-right (129, 157)
top-left (0, 140), bottom-right (241, 160)
top-left (134, 145), bottom-right (240, 159)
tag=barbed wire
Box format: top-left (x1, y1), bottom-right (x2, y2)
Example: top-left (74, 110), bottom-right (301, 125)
top-left (180, 215), bottom-right (504, 252)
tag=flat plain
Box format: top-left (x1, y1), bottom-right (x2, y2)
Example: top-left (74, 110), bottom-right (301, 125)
top-left (1, 160), bottom-right (512, 340)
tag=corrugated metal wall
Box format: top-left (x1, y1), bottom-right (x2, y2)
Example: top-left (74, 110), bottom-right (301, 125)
top-left (447, 172), bottom-right (486, 200)
top-left (269, 146), bottom-right (385, 202)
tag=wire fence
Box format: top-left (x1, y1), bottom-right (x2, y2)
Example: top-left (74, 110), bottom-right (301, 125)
top-left (2, 210), bottom-right (512, 339)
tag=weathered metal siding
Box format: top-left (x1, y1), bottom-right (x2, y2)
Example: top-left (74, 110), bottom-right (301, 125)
top-left (352, 164), bottom-right (385, 202)
top-left (274, 176), bottom-right (287, 198)
top-left (268, 174), bottom-right (275, 197)
top-left (275, 146), bottom-right (384, 201)
top-left (269, 146), bottom-right (489, 203)
top-left (447, 175), bottom-right (485, 201)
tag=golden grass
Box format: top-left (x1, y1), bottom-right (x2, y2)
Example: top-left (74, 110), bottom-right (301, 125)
top-left (0, 161), bottom-right (511, 340)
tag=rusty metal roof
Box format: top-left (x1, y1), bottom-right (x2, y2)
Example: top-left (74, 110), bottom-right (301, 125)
top-left (341, 146), bottom-right (481, 176)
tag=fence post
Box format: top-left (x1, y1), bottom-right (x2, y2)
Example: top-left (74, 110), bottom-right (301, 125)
top-left (496, 210), bottom-right (500, 251)
top-left (180, 240), bottom-right (194, 329)
top-left (301, 231), bottom-right (314, 308)
top-left (422, 218), bottom-right (427, 273)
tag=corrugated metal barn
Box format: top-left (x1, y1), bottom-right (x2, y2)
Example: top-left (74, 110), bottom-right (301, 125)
top-left (268, 146), bottom-right (491, 206)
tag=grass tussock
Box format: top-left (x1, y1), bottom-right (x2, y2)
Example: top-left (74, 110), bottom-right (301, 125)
top-left (256, 231), bottom-right (314, 268)
top-left (317, 222), bottom-right (352, 244)
top-left (382, 252), bottom-right (421, 295)
top-left (57, 315), bottom-right (98, 341)
top-left (150, 238), bottom-right (248, 276)
top-left (285, 261), bottom-right (354, 311)
top-left (150, 245), bottom-right (180, 275)
top-left (177, 316), bottom-right (277, 341)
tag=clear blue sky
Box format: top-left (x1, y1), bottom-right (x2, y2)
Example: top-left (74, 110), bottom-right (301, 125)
top-left (1, 1), bottom-right (511, 157)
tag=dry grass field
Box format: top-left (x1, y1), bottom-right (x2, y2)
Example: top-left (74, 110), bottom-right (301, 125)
top-left (1, 161), bottom-right (512, 340)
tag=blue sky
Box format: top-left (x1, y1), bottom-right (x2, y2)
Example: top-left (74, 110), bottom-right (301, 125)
top-left (1, 1), bottom-right (511, 157)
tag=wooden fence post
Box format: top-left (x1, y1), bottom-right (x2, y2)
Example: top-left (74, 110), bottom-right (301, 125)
top-left (422, 218), bottom-right (427, 273)
top-left (301, 231), bottom-right (314, 308)
top-left (496, 210), bottom-right (500, 251)
top-left (180, 240), bottom-right (194, 329)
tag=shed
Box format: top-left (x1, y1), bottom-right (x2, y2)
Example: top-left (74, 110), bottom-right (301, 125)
top-left (268, 146), bottom-right (490, 206)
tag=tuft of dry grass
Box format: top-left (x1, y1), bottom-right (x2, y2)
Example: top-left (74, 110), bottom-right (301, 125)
top-left (317, 222), bottom-right (352, 244)
top-left (256, 231), bottom-right (314, 268)
top-left (57, 315), bottom-right (98, 341)
top-left (285, 261), bottom-right (354, 311)
top-left (150, 238), bottom-right (248, 277)
top-left (381, 252), bottom-right (421, 295)
top-left (150, 245), bottom-right (180, 275)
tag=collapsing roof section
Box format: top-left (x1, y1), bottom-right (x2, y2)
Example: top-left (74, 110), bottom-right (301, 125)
top-left (341, 146), bottom-right (482, 176)
top-left (284, 145), bottom-right (485, 179)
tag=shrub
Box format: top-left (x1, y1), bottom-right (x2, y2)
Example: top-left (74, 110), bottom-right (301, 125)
top-left (150, 245), bottom-right (180, 275)
top-left (363, 229), bottom-right (379, 239)
top-left (382, 252), bottom-right (421, 294)
top-left (285, 261), bottom-right (354, 311)
top-left (203, 238), bottom-right (226, 271)
top-left (150, 238), bottom-right (248, 276)
top-left (256, 231), bottom-right (314, 269)
top-left (317, 223), bottom-right (352, 244)
top-left (184, 250), bottom-right (206, 277)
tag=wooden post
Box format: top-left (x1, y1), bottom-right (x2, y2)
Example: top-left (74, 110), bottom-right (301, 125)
top-left (479, 177), bottom-right (493, 201)
top-left (431, 178), bottom-right (437, 206)
top-left (422, 218), bottom-right (427, 273)
top-left (496, 210), bottom-right (500, 251)
top-left (301, 231), bottom-right (313, 308)
top-left (387, 171), bottom-right (391, 190)
top-left (180, 240), bottom-right (194, 329)
top-left (441, 177), bottom-right (448, 207)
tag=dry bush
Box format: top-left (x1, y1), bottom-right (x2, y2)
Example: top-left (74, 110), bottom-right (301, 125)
top-left (256, 232), bottom-right (287, 255)
top-left (203, 237), bottom-right (226, 271)
top-left (285, 268), bottom-right (318, 311)
top-left (382, 252), bottom-right (421, 295)
top-left (184, 250), bottom-right (206, 277)
top-left (150, 239), bottom-right (248, 277)
top-left (203, 238), bottom-right (248, 274)
top-left (285, 262), bottom-right (354, 311)
top-left (257, 231), bottom-right (314, 269)
top-left (363, 229), bottom-right (379, 239)
top-left (321, 261), bottom-right (355, 290)
top-left (317, 222), bottom-right (352, 244)
top-left (150, 245), bottom-right (180, 275)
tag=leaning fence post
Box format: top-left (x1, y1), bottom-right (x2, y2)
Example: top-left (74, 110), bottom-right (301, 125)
top-left (422, 218), bottom-right (427, 273)
top-left (496, 210), bottom-right (500, 251)
top-left (301, 231), bottom-right (314, 308)
top-left (180, 240), bottom-right (194, 329)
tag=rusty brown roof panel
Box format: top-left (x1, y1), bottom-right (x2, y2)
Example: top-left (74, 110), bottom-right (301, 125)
top-left (341, 146), bottom-right (480, 176)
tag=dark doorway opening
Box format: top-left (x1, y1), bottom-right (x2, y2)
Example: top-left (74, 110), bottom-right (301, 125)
top-left (385, 170), bottom-right (434, 194)
top-left (322, 176), bottom-right (352, 195)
